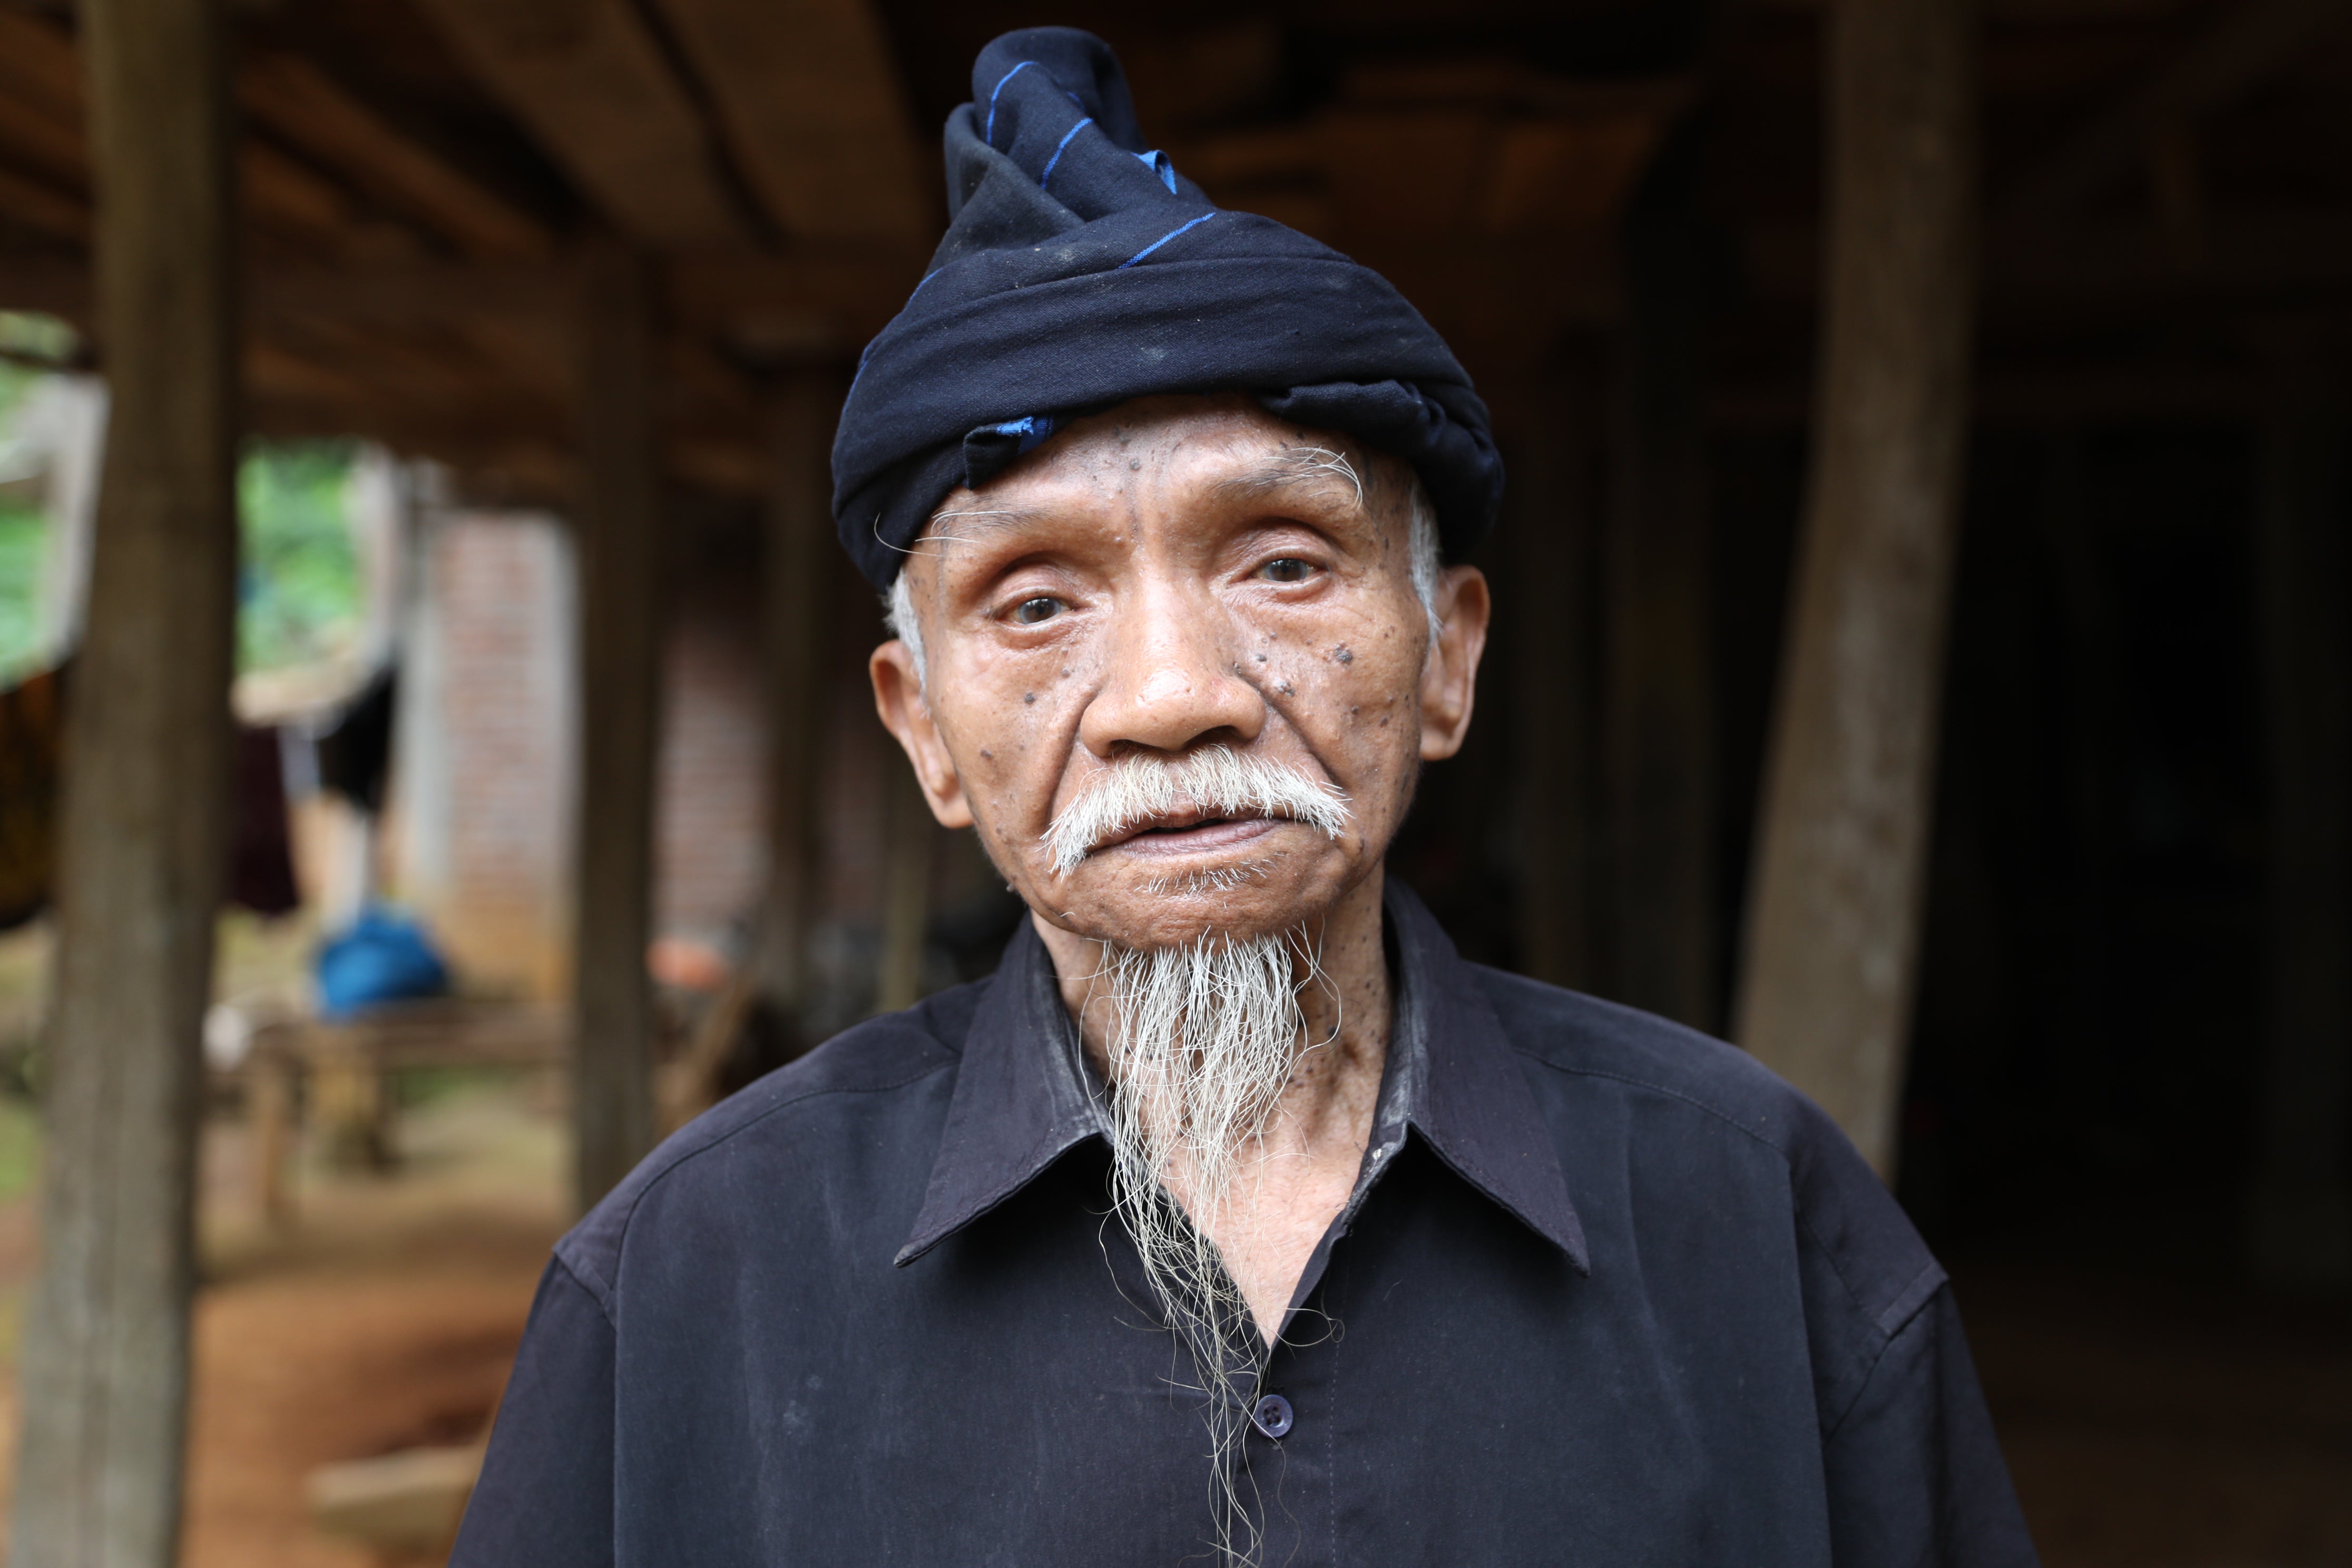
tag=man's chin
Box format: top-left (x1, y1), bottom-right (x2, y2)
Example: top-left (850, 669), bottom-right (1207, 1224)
top-left (1028, 861), bottom-right (1341, 950)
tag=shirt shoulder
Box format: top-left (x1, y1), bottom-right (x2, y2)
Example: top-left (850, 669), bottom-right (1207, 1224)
top-left (553, 977), bottom-right (987, 1315)
top-left (1467, 965), bottom-right (1946, 1411)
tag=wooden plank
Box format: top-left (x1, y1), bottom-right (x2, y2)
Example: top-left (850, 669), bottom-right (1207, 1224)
top-left (6, 0), bottom-right (238, 1560)
top-left (0, 92), bottom-right (89, 186)
top-left (409, 0), bottom-right (746, 246)
top-left (1732, 0), bottom-right (1979, 1177)
top-left (0, 8), bottom-right (85, 119)
top-left (0, 162), bottom-right (89, 242)
top-left (0, 11), bottom-right (418, 258)
top-left (238, 53), bottom-right (552, 261)
top-left (571, 241), bottom-right (666, 1209)
top-left (242, 140), bottom-right (381, 255)
top-left (2005, 0), bottom-right (2352, 223)
top-left (653, 0), bottom-right (928, 239)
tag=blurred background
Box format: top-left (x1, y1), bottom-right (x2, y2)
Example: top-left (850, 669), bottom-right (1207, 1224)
top-left (0, 0), bottom-right (2348, 1563)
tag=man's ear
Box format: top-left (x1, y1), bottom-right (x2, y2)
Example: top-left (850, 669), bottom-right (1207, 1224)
top-left (871, 640), bottom-right (977, 830)
top-left (1418, 564), bottom-right (1489, 762)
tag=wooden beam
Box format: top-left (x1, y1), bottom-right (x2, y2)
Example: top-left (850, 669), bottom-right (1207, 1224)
top-left (2004, 0), bottom-right (2352, 224)
top-left (242, 140), bottom-right (424, 260)
top-left (238, 53), bottom-right (553, 261)
top-left (0, 92), bottom-right (89, 187)
top-left (571, 241), bottom-right (666, 1210)
top-left (1733, 0), bottom-right (1979, 1177)
top-left (0, 9), bottom-right (434, 260)
top-left (409, 0), bottom-right (746, 247)
top-left (0, 8), bottom-right (85, 120)
top-left (1748, 210), bottom-right (2352, 316)
top-left (8, 0), bottom-right (237, 1563)
top-left (653, 0), bottom-right (928, 240)
top-left (0, 161), bottom-right (89, 242)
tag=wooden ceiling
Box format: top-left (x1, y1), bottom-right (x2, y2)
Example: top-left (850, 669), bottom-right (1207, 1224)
top-left (0, 0), bottom-right (2344, 502)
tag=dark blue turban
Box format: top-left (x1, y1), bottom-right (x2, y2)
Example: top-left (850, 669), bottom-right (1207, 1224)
top-left (830, 26), bottom-right (1504, 589)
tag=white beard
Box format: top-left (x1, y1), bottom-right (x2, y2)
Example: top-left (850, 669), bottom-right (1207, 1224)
top-left (1093, 927), bottom-right (1320, 1568)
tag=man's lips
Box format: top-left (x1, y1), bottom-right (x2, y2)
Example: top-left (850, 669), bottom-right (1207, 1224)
top-left (1092, 814), bottom-right (1287, 859)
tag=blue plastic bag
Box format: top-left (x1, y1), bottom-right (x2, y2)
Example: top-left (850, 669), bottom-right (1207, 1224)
top-left (315, 906), bottom-right (450, 1018)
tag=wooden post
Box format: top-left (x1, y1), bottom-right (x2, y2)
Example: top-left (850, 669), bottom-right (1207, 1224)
top-left (749, 374), bottom-right (835, 1016)
top-left (9, 0), bottom-right (238, 1557)
top-left (1732, 0), bottom-right (1978, 1176)
top-left (1606, 175), bottom-right (1717, 1031)
top-left (2248, 358), bottom-right (2352, 1283)
top-left (1510, 375), bottom-right (1599, 991)
top-left (571, 242), bottom-right (665, 1210)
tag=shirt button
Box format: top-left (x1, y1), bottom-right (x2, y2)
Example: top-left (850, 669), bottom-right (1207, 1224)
top-left (1251, 1393), bottom-right (1295, 1440)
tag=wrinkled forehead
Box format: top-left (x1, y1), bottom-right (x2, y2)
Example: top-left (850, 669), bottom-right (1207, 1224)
top-left (913, 393), bottom-right (1413, 556)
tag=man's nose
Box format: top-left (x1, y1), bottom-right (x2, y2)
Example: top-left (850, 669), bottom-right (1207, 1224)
top-left (1079, 581), bottom-right (1263, 758)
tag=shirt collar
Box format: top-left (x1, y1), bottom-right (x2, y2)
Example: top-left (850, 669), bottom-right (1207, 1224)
top-left (895, 879), bottom-right (1587, 1273)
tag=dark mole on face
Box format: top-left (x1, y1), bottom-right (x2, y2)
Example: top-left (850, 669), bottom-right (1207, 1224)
top-left (1023, 691), bottom-right (1036, 704)
top-left (1277, 681), bottom-right (1295, 697)
top-left (1332, 645), bottom-right (1354, 664)
top-left (1253, 652), bottom-right (1268, 663)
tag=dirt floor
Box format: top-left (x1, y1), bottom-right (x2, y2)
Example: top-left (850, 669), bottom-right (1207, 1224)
top-left (0, 1072), bottom-right (566, 1568)
top-left (1961, 1257), bottom-right (2352, 1568)
top-left (0, 1044), bottom-right (2343, 1564)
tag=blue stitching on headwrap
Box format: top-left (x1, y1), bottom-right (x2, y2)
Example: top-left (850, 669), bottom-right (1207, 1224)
top-left (1132, 150), bottom-right (1179, 193)
top-left (983, 61), bottom-right (1036, 145)
top-left (1040, 118), bottom-right (1092, 190)
top-left (1117, 211), bottom-right (1216, 269)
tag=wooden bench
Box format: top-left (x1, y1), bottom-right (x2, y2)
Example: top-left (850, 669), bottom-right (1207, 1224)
top-left (242, 999), bottom-right (569, 1227)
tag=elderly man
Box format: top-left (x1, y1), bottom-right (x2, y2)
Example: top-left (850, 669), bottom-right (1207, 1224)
top-left (454, 28), bottom-right (2035, 1568)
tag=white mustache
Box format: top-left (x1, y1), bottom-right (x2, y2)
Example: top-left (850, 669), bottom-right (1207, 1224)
top-left (1043, 746), bottom-right (1350, 875)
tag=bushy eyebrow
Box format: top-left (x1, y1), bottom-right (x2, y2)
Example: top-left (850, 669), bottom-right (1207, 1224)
top-left (919, 445), bottom-right (1371, 558)
top-left (915, 506), bottom-right (1047, 552)
top-left (1209, 446), bottom-right (1369, 515)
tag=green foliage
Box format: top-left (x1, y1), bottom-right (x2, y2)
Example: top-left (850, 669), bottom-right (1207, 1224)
top-left (0, 1092), bottom-right (37, 1202)
top-left (239, 440), bottom-right (362, 673)
top-left (0, 312), bottom-right (367, 682)
top-left (0, 315), bottom-right (81, 683)
top-left (0, 504), bottom-right (40, 683)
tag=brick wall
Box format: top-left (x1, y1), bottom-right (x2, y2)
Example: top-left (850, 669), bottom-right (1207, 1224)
top-left (391, 509), bottom-right (577, 999)
top-left (655, 580), bottom-right (766, 947)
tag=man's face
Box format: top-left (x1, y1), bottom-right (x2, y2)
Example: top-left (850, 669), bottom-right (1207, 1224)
top-left (871, 395), bottom-right (1489, 951)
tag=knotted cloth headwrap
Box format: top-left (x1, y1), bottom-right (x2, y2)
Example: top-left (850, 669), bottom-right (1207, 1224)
top-left (831, 26), bottom-right (1505, 589)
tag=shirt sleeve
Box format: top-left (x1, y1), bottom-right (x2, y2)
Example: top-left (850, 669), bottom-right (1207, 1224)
top-left (1822, 1285), bottom-right (2040, 1568)
top-left (450, 1254), bottom-right (618, 1568)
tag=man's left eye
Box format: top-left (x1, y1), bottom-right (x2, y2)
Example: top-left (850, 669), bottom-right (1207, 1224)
top-left (1259, 558), bottom-right (1315, 583)
top-left (1010, 596), bottom-right (1063, 625)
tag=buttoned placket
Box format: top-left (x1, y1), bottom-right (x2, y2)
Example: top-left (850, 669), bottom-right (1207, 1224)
top-left (894, 883), bottom-right (1585, 1567)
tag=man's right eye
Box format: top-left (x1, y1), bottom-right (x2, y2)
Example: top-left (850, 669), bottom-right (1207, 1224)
top-left (1010, 596), bottom-right (1063, 625)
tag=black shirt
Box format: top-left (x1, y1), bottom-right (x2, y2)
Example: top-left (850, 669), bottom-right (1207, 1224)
top-left (453, 883), bottom-right (2036, 1567)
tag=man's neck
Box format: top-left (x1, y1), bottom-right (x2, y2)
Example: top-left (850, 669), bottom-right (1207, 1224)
top-left (1033, 869), bottom-right (1393, 1344)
